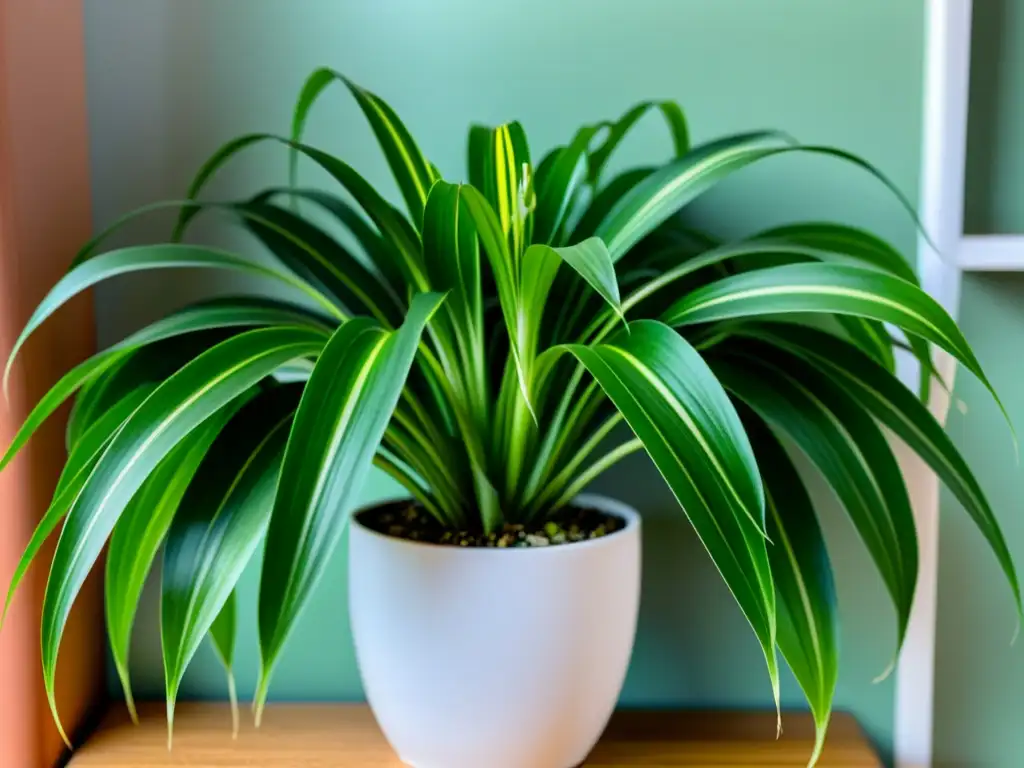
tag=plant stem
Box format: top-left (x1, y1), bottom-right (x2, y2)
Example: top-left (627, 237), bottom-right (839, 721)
top-left (547, 438), bottom-right (644, 513)
top-left (526, 413), bottom-right (624, 518)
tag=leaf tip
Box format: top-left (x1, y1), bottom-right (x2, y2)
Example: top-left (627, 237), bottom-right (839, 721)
top-left (616, 307), bottom-right (629, 334)
top-left (807, 716), bottom-right (829, 768)
top-left (227, 672), bottom-right (240, 739)
top-left (113, 660), bottom-right (139, 724)
top-left (253, 673), bottom-right (271, 728)
top-left (45, 683), bottom-right (71, 749)
top-left (2, 365), bottom-right (13, 403)
top-left (872, 657), bottom-right (896, 684)
top-left (166, 696), bottom-right (176, 751)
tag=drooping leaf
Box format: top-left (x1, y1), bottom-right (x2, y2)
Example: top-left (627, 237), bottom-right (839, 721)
top-left (66, 332), bottom-right (243, 452)
top-left (162, 385), bottom-right (301, 739)
top-left (547, 320), bottom-right (779, 713)
top-left (238, 200), bottom-right (404, 326)
top-left (256, 293), bottom-right (444, 715)
top-left (584, 238), bottom-right (886, 344)
top-left (2, 298), bottom-right (328, 474)
top-left (587, 100), bottom-right (690, 186)
top-left (0, 388), bottom-right (152, 631)
top-left (712, 347), bottom-right (917, 652)
top-left (596, 134), bottom-right (926, 263)
top-left (266, 187), bottom-right (406, 295)
top-left (106, 402), bottom-right (243, 722)
top-left (531, 238), bottom-right (623, 325)
top-left (4, 244), bottom-right (340, 394)
top-left (742, 222), bottom-right (929, 398)
top-left (596, 132), bottom-right (794, 260)
top-left (664, 261), bottom-right (1008, 424)
top-left (209, 591), bottom-right (240, 737)
top-left (39, 327), bottom-right (324, 743)
top-left (291, 68), bottom-right (437, 226)
top-left (176, 134), bottom-right (428, 290)
top-left (741, 322), bottom-right (1022, 615)
top-left (742, 408), bottom-right (838, 767)
top-left (755, 223), bottom-right (918, 284)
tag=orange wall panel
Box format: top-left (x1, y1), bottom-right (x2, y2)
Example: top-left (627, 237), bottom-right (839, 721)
top-left (0, 1), bottom-right (101, 766)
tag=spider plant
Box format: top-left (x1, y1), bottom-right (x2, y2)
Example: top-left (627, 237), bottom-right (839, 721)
top-left (0, 68), bottom-right (1016, 764)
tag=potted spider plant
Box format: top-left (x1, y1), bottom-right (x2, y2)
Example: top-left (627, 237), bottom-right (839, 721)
top-left (1, 68), bottom-right (1017, 768)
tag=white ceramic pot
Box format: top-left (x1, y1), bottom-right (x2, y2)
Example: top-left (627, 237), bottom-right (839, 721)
top-left (348, 493), bottom-right (641, 768)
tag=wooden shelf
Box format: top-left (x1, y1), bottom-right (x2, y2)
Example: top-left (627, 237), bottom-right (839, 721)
top-left (67, 703), bottom-right (881, 767)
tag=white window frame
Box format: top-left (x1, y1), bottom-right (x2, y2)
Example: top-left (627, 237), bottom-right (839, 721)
top-left (895, 2), bottom-right (1005, 766)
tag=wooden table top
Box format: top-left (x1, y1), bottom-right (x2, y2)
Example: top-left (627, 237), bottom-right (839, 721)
top-left (68, 703), bottom-right (881, 767)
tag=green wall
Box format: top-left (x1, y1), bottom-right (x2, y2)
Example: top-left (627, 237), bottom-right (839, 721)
top-left (934, 3), bottom-right (1024, 766)
top-left (935, 274), bottom-right (1024, 768)
top-left (83, 1), bottom-right (925, 760)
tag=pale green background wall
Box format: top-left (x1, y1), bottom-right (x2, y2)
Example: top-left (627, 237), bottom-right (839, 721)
top-left (934, 2), bottom-right (1024, 766)
top-left (83, 1), bottom-right (926, 761)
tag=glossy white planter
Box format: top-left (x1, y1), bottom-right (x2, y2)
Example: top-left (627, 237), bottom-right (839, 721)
top-left (348, 493), bottom-right (641, 768)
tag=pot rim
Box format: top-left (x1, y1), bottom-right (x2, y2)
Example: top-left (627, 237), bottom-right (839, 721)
top-left (349, 492), bottom-right (640, 555)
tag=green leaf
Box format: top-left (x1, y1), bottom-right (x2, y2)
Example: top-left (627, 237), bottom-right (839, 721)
top-left (209, 591), bottom-right (240, 738)
top-left (571, 167), bottom-right (653, 241)
top-left (291, 68), bottom-right (437, 226)
top-left (4, 244), bottom-right (340, 394)
top-left (39, 327), bottom-right (324, 743)
top-left (587, 100), bottom-right (690, 186)
top-left (459, 185), bottom-right (533, 416)
top-left (528, 237), bottom-right (624, 326)
top-left (162, 385), bottom-right (301, 741)
top-left (552, 320), bottom-right (779, 713)
top-left (583, 238), bottom-right (878, 345)
top-left (176, 134), bottom-right (427, 290)
top-left (239, 200), bottom-right (404, 326)
top-left (106, 402), bottom-right (241, 722)
top-left (756, 223), bottom-right (918, 285)
top-left (663, 262), bottom-right (1008, 425)
top-left (421, 181), bottom-right (499, 525)
top-left (466, 123), bottom-right (532, 258)
top-left (67, 333), bottom-right (242, 452)
top-left (742, 408), bottom-right (837, 767)
top-left (0, 388), bottom-right (152, 631)
top-left (467, 124), bottom-right (490, 194)
top-left (742, 322), bottom-right (1022, 616)
top-left (596, 132), bottom-right (794, 260)
top-left (712, 346), bottom-right (917, 652)
top-left (268, 188), bottom-right (406, 294)
top-left (422, 181), bottom-right (484, 347)
top-left (256, 293), bottom-right (444, 715)
top-left (748, 222), bottom-right (931, 397)
top-left (596, 134), bottom-right (927, 264)
top-left (2, 298), bottom-right (328, 474)
top-left (835, 316), bottom-right (896, 372)
top-left (534, 126), bottom-right (601, 245)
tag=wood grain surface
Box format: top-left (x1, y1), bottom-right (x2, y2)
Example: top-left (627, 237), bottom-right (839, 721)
top-left (68, 703), bottom-right (881, 767)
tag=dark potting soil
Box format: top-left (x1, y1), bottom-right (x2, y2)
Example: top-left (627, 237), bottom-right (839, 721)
top-left (357, 503), bottom-right (626, 548)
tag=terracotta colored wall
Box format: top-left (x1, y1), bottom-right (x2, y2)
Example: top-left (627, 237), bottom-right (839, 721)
top-left (0, 1), bottom-right (101, 766)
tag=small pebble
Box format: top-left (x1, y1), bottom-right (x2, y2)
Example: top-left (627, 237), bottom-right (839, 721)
top-left (359, 503), bottom-right (625, 549)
